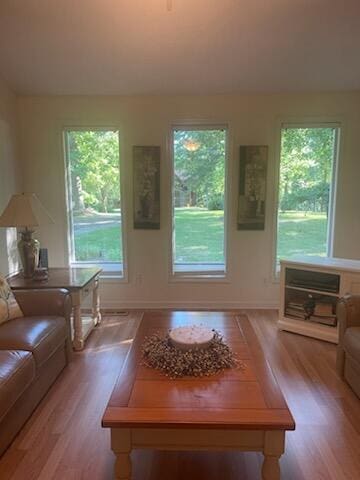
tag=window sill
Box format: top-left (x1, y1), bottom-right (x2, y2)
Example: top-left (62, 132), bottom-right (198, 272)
top-left (171, 263), bottom-right (228, 283)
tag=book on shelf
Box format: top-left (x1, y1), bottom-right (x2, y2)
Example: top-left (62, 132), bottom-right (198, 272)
top-left (285, 311), bottom-right (306, 320)
top-left (286, 306), bottom-right (304, 312)
top-left (287, 302), bottom-right (304, 311)
top-left (313, 302), bottom-right (334, 316)
top-left (285, 298), bottom-right (337, 324)
top-left (285, 310), bottom-right (337, 326)
top-left (285, 310), bottom-right (306, 319)
top-left (308, 315), bottom-right (337, 327)
top-left (285, 302), bottom-right (306, 319)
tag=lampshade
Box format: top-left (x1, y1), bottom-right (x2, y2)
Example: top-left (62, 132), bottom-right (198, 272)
top-left (0, 193), bottom-right (54, 228)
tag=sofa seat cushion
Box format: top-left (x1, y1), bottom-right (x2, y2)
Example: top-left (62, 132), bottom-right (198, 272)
top-left (0, 350), bottom-right (35, 422)
top-left (344, 327), bottom-right (360, 361)
top-left (0, 317), bottom-right (67, 367)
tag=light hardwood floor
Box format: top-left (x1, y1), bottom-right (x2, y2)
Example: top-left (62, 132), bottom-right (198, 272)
top-left (0, 310), bottom-right (359, 480)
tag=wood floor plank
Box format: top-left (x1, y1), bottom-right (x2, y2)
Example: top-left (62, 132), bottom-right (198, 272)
top-left (0, 309), bottom-right (359, 479)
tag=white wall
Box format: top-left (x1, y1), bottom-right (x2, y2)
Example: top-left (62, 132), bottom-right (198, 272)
top-left (0, 77), bottom-right (21, 275)
top-left (16, 92), bottom-right (360, 308)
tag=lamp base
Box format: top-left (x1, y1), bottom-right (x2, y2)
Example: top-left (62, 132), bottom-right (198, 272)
top-left (18, 230), bottom-right (40, 278)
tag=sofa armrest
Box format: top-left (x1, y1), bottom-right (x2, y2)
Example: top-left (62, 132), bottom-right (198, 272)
top-left (13, 288), bottom-right (72, 319)
top-left (336, 294), bottom-right (360, 376)
top-left (337, 294), bottom-right (360, 337)
top-left (13, 289), bottom-right (73, 361)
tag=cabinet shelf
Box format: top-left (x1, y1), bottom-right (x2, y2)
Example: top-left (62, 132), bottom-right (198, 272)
top-left (285, 285), bottom-right (339, 298)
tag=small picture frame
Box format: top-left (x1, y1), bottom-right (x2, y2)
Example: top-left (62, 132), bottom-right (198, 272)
top-left (133, 146), bottom-right (160, 229)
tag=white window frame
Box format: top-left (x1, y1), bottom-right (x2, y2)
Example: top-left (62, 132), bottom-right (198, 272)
top-left (169, 124), bottom-right (229, 280)
top-left (272, 122), bottom-right (340, 278)
top-left (63, 127), bottom-right (127, 279)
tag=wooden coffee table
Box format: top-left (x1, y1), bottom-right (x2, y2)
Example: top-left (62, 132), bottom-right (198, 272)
top-left (102, 312), bottom-right (295, 479)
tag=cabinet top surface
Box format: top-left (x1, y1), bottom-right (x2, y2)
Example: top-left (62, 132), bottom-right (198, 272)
top-left (8, 267), bottom-right (102, 290)
top-left (102, 311), bottom-right (295, 431)
top-left (280, 256), bottom-right (360, 273)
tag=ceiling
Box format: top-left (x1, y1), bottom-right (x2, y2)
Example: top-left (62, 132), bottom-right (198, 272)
top-left (0, 0), bottom-right (360, 95)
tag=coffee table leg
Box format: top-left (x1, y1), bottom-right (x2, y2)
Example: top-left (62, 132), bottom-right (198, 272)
top-left (112, 429), bottom-right (132, 480)
top-left (115, 453), bottom-right (132, 480)
top-left (261, 431), bottom-right (284, 480)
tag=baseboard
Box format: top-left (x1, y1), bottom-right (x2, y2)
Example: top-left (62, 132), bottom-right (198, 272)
top-left (99, 300), bottom-right (280, 310)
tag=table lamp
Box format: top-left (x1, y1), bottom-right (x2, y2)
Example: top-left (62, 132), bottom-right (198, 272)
top-left (0, 193), bottom-right (54, 278)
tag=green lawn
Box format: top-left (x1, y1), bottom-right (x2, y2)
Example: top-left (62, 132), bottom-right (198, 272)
top-left (277, 211), bottom-right (327, 260)
top-left (74, 209), bottom-right (328, 263)
top-left (174, 208), bottom-right (224, 263)
top-left (74, 225), bottom-right (123, 262)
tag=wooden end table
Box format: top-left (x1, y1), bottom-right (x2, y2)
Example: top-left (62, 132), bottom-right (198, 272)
top-left (102, 311), bottom-right (295, 479)
top-left (8, 267), bottom-right (102, 351)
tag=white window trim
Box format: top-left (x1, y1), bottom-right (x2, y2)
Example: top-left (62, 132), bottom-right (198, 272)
top-left (169, 123), bottom-right (230, 281)
top-left (271, 120), bottom-right (341, 281)
top-left (63, 126), bottom-right (128, 280)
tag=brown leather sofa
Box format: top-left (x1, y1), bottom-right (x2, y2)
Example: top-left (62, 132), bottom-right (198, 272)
top-left (336, 294), bottom-right (360, 398)
top-left (0, 288), bottom-right (72, 456)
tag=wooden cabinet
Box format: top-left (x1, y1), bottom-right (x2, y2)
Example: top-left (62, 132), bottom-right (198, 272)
top-left (278, 257), bottom-right (360, 344)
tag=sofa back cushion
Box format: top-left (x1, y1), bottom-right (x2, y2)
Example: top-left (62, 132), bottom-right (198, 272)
top-left (0, 316), bottom-right (67, 367)
top-left (0, 276), bottom-right (23, 325)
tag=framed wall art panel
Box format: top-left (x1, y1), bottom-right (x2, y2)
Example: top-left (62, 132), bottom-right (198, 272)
top-left (237, 145), bottom-right (268, 230)
top-left (133, 146), bottom-right (160, 229)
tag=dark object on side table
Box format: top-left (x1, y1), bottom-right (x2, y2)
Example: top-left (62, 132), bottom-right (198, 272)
top-left (38, 248), bottom-right (49, 269)
top-left (0, 288), bottom-right (72, 456)
top-left (33, 267), bottom-right (49, 281)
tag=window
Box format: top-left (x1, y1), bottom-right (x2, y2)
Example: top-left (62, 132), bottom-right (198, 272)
top-left (171, 127), bottom-right (227, 276)
top-left (275, 125), bottom-right (339, 269)
top-left (64, 129), bottom-right (124, 276)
